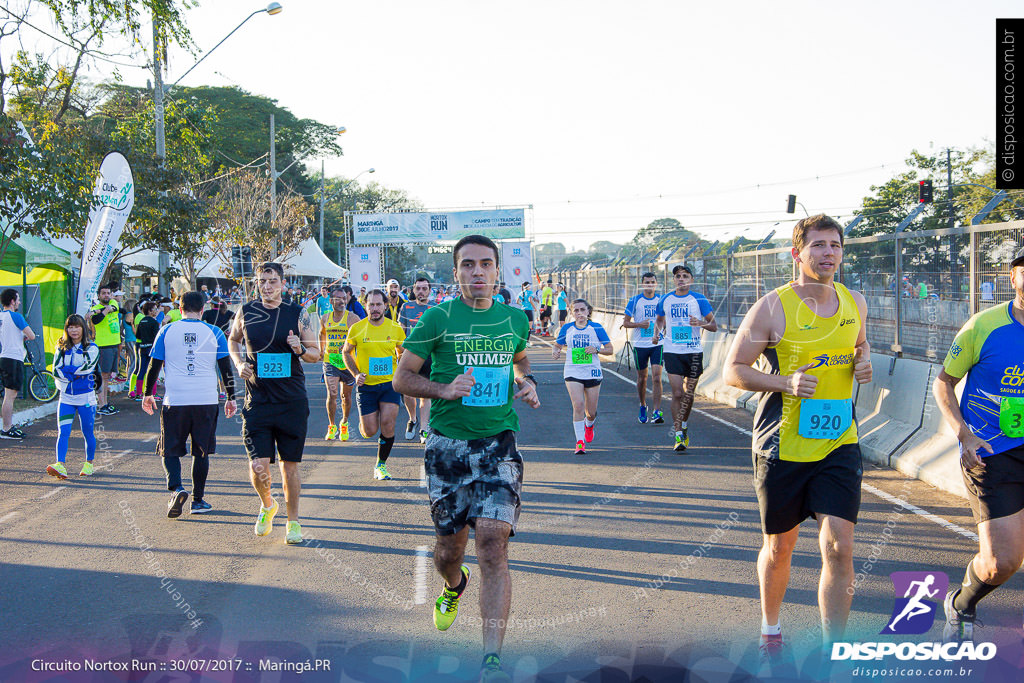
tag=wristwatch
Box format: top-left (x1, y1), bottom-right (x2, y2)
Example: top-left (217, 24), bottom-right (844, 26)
top-left (295, 344), bottom-right (307, 356)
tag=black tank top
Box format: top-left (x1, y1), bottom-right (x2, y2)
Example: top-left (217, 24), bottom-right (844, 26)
top-left (240, 300), bottom-right (306, 404)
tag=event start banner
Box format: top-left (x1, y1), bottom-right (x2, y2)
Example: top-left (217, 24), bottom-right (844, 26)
top-left (348, 246), bottom-right (382, 288)
top-left (75, 152), bottom-right (134, 316)
top-left (352, 209), bottom-right (525, 245)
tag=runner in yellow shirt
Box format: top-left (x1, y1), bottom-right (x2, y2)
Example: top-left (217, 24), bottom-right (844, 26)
top-left (343, 289), bottom-right (406, 480)
top-left (320, 286), bottom-right (361, 441)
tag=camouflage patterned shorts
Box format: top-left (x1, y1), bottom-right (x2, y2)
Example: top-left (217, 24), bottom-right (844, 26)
top-left (425, 429), bottom-right (523, 536)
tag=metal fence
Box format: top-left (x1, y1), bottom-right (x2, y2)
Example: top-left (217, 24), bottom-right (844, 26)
top-left (542, 219), bottom-right (1024, 362)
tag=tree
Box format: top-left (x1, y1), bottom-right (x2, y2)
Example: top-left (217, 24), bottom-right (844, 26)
top-left (628, 217), bottom-right (701, 253)
top-left (210, 169), bottom-right (313, 270)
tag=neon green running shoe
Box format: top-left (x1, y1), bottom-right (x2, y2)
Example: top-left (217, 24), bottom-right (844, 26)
top-left (46, 462), bottom-right (68, 479)
top-left (286, 520), bottom-right (303, 544)
top-left (373, 462), bottom-right (392, 480)
top-left (79, 461), bottom-right (94, 476)
top-left (433, 565), bottom-right (471, 631)
top-left (325, 424), bottom-right (338, 440)
top-left (254, 498), bottom-right (279, 536)
top-left (674, 428), bottom-right (688, 452)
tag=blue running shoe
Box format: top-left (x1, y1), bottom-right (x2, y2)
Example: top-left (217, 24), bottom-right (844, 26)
top-left (638, 405), bottom-right (648, 424)
top-left (652, 409), bottom-right (664, 424)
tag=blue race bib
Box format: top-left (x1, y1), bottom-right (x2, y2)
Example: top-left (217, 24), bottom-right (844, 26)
top-left (798, 398), bottom-right (853, 439)
top-left (671, 326), bottom-right (692, 343)
top-left (639, 324), bottom-right (654, 339)
top-left (462, 366), bottom-right (510, 407)
top-left (257, 352), bottom-right (290, 378)
top-left (368, 356), bottom-right (393, 377)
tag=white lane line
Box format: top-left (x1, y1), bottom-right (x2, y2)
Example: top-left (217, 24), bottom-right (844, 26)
top-left (414, 545), bottom-right (430, 605)
top-left (547, 340), bottom-right (979, 543)
top-left (39, 486), bottom-right (66, 499)
top-left (862, 483), bottom-right (978, 541)
top-left (0, 511), bottom-right (18, 523)
top-left (419, 463), bottom-right (427, 488)
top-left (144, 435), bottom-right (158, 442)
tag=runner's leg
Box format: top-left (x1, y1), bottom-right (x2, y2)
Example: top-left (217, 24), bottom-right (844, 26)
top-left (475, 518), bottom-right (513, 655)
top-left (584, 384), bottom-right (600, 422)
top-left (279, 460), bottom-right (301, 522)
top-left (566, 380), bottom-right (585, 443)
top-left (341, 383), bottom-right (353, 424)
top-left (250, 457), bottom-right (274, 508)
top-left (636, 366), bottom-right (648, 406)
top-left (955, 511), bottom-right (1024, 613)
top-left (650, 364), bottom-right (663, 413)
top-left (759, 527), bottom-right (800, 629)
top-left (325, 374), bottom-right (339, 427)
top-left (359, 410), bottom-right (380, 439)
top-left (434, 525), bottom-right (470, 589)
top-left (668, 373), bottom-right (685, 431)
top-left (817, 515), bottom-right (855, 641)
top-left (680, 376), bottom-right (699, 423)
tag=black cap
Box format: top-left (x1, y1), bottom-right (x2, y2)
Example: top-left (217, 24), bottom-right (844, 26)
top-left (1012, 246), bottom-right (1024, 269)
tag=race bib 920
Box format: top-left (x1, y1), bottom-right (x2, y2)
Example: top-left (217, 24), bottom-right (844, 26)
top-left (798, 398), bottom-right (852, 440)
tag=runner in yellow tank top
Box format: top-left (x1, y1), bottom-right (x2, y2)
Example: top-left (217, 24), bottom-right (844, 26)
top-left (319, 286), bottom-right (361, 441)
top-left (723, 214), bottom-right (873, 664)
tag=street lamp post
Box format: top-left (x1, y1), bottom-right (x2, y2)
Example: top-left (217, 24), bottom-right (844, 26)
top-left (152, 2), bottom-right (283, 293)
top-left (319, 167), bottom-right (374, 253)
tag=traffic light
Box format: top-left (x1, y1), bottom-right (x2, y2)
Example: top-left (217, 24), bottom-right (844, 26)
top-left (918, 180), bottom-right (933, 203)
top-left (231, 245), bottom-right (252, 277)
top-left (786, 194), bottom-right (797, 213)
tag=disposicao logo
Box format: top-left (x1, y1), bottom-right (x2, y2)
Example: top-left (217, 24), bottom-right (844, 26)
top-left (831, 570), bottom-right (997, 663)
top-left (882, 571), bottom-right (947, 635)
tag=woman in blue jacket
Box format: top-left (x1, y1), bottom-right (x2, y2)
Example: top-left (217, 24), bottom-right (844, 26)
top-left (47, 314), bottom-right (100, 479)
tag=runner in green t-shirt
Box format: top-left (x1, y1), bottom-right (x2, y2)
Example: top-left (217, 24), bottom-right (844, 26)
top-left (394, 234), bottom-right (539, 683)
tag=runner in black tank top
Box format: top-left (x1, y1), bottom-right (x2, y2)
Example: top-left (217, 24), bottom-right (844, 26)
top-left (228, 262), bottom-right (321, 545)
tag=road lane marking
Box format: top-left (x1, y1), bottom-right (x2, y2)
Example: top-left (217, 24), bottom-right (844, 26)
top-left (39, 486), bottom-right (66, 499)
top-left (420, 464), bottom-right (427, 488)
top-left (414, 545), bottom-right (430, 605)
top-left (534, 338), bottom-right (979, 543)
top-left (0, 512), bottom-right (18, 523)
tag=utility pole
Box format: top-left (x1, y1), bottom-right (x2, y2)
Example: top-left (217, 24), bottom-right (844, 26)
top-left (947, 148), bottom-right (956, 294)
top-left (269, 113), bottom-right (276, 260)
top-left (153, 17), bottom-right (169, 295)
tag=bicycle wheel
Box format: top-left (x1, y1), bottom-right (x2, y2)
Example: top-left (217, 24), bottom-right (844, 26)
top-left (30, 370), bottom-right (58, 402)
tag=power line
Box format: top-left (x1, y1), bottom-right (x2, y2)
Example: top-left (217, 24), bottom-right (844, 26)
top-left (0, 6), bottom-right (148, 69)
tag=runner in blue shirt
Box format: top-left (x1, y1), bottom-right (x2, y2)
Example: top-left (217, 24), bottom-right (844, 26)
top-left (553, 298), bottom-right (612, 454)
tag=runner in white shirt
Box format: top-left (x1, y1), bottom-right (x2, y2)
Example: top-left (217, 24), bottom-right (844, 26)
top-left (142, 291), bottom-right (237, 518)
top-left (0, 288), bottom-right (36, 439)
top-left (655, 264), bottom-right (717, 452)
top-left (623, 272), bottom-right (665, 425)
top-left (553, 298), bottom-right (612, 454)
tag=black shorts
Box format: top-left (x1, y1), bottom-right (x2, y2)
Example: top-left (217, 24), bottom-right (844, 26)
top-left (753, 443), bottom-right (863, 535)
top-left (0, 357), bottom-right (23, 391)
top-left (158, 404), bottom-right (218, 458)
top-left (664, 351), bottom-right (704, 379)
top-left (962, 444), bottom-right (1024, 523)
top-left (558, 310), bottom-right (567, 322)
top-left (540, 305), bottom-right (552, 320)
top-left (524, 310), bottom-right (534, 322)
top-left (356, 380), bottom-right (402, 416)
top-left (241, 399), bottom-right (309, 463)
top-left (425, 429), bottom-right (523, 536)
top-left (323, 363), bottom-right (356, 386)
top-left (633, 345), bottom-right (663, 370)
top-left (565, 377), bottom-right (602, 388)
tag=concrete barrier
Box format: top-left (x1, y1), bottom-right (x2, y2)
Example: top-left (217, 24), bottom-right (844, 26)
top-left (854, 353), bottom-right (931, 468)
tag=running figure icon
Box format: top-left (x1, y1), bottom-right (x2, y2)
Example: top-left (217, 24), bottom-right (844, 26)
top-left (887, 574), bottom-right (940, 631)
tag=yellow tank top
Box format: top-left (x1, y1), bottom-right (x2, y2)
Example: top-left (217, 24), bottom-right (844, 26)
top-left (752, 281), bottom-right (860, 462)
top-left (323, 310), bottom-right (351, 369)
top-left (91, 301), bottom-right (120, 347)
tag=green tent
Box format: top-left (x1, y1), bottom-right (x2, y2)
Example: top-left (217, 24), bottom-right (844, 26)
top-left (0, 230), bottom-right (74, 369)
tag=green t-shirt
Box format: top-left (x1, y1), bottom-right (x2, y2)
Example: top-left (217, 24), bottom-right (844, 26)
top-left (402, 297), bottom-right (530, 440)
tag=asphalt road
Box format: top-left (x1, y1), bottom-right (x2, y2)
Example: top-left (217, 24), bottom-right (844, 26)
top-left (0, 339), bottom-right (1021, 682)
